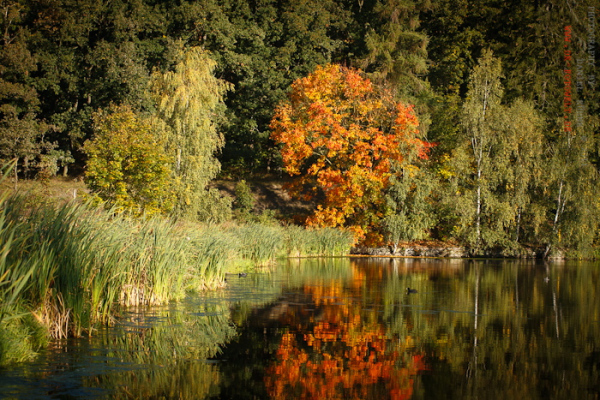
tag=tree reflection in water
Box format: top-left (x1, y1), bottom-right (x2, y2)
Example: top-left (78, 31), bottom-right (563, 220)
top-left (219, 258), bottom-right (600, 400)
top-left (264, 282), bottom-right (427, 398)
top-left (2, 258), bottom-right (600, 399)
top-left (91, 303), bottom-right (237, 399)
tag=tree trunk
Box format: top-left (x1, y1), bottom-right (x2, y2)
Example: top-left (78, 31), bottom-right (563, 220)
top-left (476, 168), bottom-right (481, 243)
top-left (515, 207), bottom-right (521, 243)
top-left (545, 180), bottom-right (564, 258)
top-left (13, 158), bottom-right (18, 191)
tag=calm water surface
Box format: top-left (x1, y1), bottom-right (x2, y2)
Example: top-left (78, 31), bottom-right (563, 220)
top-left (1, 258), bottom-right (599, 399)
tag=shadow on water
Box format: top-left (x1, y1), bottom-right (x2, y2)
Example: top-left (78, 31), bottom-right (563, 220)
top-left (1, 257), bottom-right (600, 399)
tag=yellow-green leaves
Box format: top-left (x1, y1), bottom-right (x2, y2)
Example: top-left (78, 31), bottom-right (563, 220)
top-left (150, 45), bottom-right (232, 221)
top-left (84, 105), bottom-right (174, 216)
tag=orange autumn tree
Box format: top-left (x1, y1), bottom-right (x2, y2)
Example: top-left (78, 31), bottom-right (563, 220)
top-left (270, 64), bottom-right (430, 243)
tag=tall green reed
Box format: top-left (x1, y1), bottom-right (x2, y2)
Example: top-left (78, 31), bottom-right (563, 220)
top-left (1, 168), bottom-right (353, 355)
top-left (0, 197), bottom-right (236, 339)
top-left (0, 164), bottom-right (33, 323)
top-left (229, 223), bottom-right (285, 265)
top-left (283, 225), bottom-right (353, 257)
top-left (0, 163), bottom-right (50, 363)
top-left (186, 225), bottom-right (232, 288)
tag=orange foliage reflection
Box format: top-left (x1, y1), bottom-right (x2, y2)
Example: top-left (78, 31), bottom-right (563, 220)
top-left (264, 269), bottom-right (426, 399)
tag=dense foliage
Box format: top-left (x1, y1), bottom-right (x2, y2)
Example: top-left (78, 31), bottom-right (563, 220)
top-left (0, 0), bottom-right (598, 254)
top-left (84, 104), bottom-right (174, 215)
top-left (271, 64), bottom-right (430, 243)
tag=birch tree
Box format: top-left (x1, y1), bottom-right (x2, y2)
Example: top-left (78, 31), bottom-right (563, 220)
top-left (500, 99), bottom-right (544, 244)
top-left (461, 49), bottom-right (503, 245)
top-left (151, 44), bottom-right (232, 221)
top-left (457, 51), bottom-right (554, 251)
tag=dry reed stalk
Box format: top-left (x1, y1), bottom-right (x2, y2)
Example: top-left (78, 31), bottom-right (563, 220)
top-left (31, 292), bottom-right (71, 339)
top-left (120, 284), bottom-right (162, 307)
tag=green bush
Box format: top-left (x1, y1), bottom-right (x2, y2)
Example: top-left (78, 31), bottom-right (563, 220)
top-left (234, 180), bottom-right (255, 213)
top-left (84, 104), bottom-right (175, 216)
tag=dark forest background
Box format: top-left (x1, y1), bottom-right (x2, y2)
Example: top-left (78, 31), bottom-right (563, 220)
top-left (1, 0), bottom-right (598, 255)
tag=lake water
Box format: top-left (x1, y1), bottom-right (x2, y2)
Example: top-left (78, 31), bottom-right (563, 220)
top-left (1, 257), bottom-right (599, 399)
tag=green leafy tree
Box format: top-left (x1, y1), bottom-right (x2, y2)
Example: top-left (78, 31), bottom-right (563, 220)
top-left (498, 99), bottom-right (545, 244)
top-left (444, 51), bottom-right (547, 250)
top-left (178, 0), bottom-right (351, 172)
top-left (150, 44), bottom-right (232, 221)
top-left (84, 104), bottom-right (174, 215)
top-left (354, 0), bottom-right (431, 96)
top-left (542, 134), bottom-right (599, 257)
top-left (535, 2), bottom-right (600, 256)
top-left (384, 163), bottom-right (436, 253)
top-left (233, 179), bottom-right (255, 221)
top-left (422, 0), bottom-right (599, 254)
top-left (422, 0), bottom-right (504, 96)
top-left (0, 1), bottom-right (56, 184)
top-left (28, 0), bottom-right (169, 163)
top-left (460, 50), bottom-right (504, 245)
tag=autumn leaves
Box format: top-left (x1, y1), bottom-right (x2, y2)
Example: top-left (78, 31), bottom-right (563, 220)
top-left (271, 64), bottom-right (430, 244)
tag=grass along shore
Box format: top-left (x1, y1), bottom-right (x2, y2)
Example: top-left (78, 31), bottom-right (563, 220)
top-left (0, 188), bottom-right (352, 365)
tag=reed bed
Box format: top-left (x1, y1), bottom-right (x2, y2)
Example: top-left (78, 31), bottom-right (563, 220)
top-left (0, 197), bottom-right (234, 345)
top-left (228, 223), bottom-right (286, 265)
top-left (283, 225), bottom-right (354, 257)
top-left (221, 223), bottom-right (353, 265)
top-left (0, 184), bottom-right (352, 364)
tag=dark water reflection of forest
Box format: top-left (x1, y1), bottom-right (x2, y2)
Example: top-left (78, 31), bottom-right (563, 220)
top-left (1, 258), bottom-right (599, 399)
